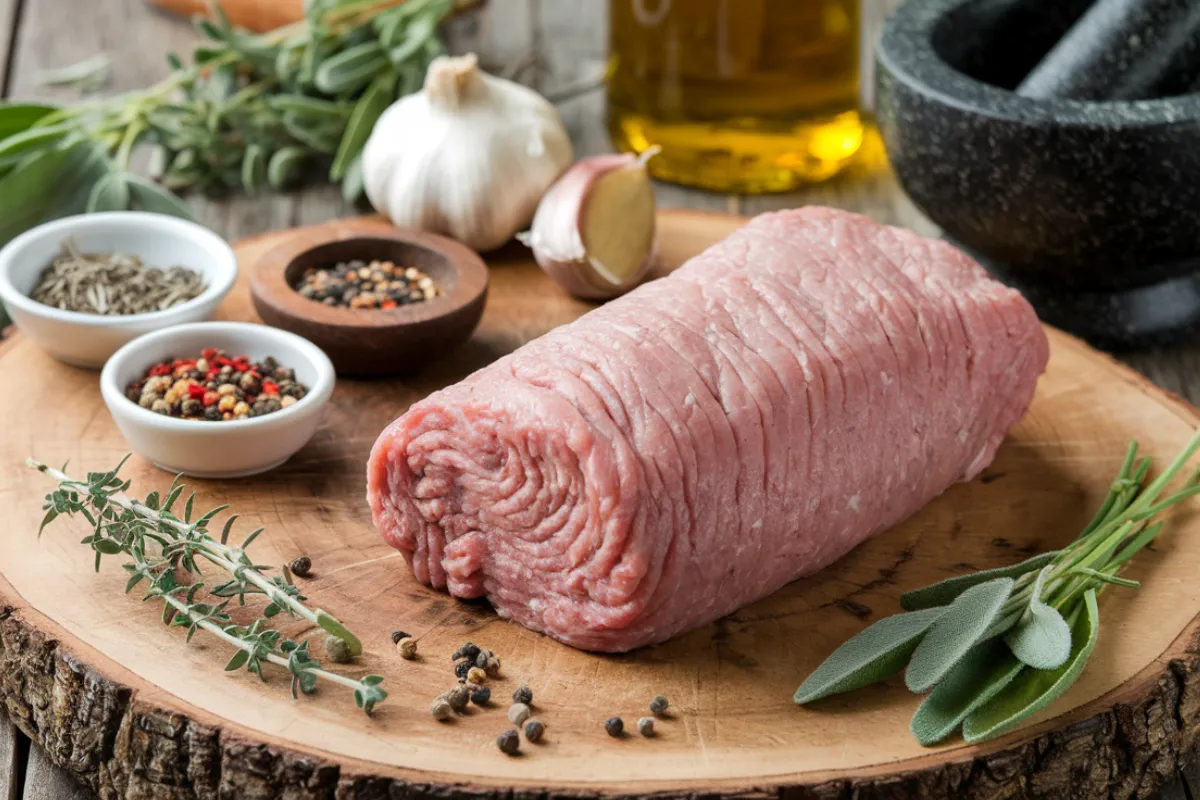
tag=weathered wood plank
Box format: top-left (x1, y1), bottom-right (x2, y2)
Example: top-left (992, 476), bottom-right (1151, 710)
top-left (21, 745), bottom-right (86, 800)
top-left (0, 0), bottom-right (18, 96)
top-left (1156, 772), bottom-right (1190, 800)
top-left (0, 716), bottom-right (21, 800)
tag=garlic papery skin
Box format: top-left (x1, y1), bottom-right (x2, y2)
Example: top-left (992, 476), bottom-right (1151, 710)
top-left (362, 53), bottom-right (573, 252)
top-left (523, 150), bottom-right (659, 300)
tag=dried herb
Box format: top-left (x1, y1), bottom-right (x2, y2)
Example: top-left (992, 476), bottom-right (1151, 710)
top-left (27, 456), bottom-right (385, 713)
top-left (0, 0), bottom-right (453, 244)
top-left (795, 432), bottom-right (1200, 746)
top-left (30, 238), bottom-right (206, 315)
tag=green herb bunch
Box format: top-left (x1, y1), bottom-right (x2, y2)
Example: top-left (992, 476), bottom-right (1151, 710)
top-left (795, 430), bottom-right (1200, 746)
top-left (28, 456), bottom-right (386, 714)
top-left (0, 0), bottom-right (451, 245)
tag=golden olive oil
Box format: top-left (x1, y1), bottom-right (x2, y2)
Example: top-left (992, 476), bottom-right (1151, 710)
top-left (607, 0), bottom-right (866, 192)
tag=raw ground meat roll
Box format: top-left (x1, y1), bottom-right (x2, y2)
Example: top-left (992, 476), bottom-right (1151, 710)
top-left (367, 207), bottom-right (1049, 652)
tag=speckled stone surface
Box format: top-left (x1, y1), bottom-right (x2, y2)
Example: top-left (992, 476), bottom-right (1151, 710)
top-left (1020, 0), bottom-right (1200, 100)
top-left (876, 0), bottom-right (1200, 347)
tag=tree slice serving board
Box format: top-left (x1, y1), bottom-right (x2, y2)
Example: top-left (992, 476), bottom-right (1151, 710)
top-left (1, 211), bottom-right (1200, 800)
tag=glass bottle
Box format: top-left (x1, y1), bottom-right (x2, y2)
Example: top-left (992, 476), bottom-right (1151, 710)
top-left (606, 0), bottom-right (866, 193)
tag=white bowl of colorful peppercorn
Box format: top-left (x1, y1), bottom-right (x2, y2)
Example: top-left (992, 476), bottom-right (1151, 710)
top-left (0, 211), bottom-right (238, 368)
top-left (99, 321), bottom-right (335, 478)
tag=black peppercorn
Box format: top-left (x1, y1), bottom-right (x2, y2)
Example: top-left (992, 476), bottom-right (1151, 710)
top-left (496, 729), bottom-right (520, 756)
top-left (180, 397), bottom-right (203, 418)
top-left (524, 719), bottom-right (545, 743)
top-left (513, 685), bottom-right (533, 705)
top-left (454, 659), bottom-right (472, 680)
top-left (289, 556), bottom-right (312, 578)
top-left (470, 686), bottom-right (491, 706)
top-left (204, 405), bottom-right (222, 422)
top-left (452, 642), bottom-right (482, 662)
top-left (390, 630), bottom-right (411, 645)
top-left (650, 695), bottom-right (669, 716)
top-left (605, 717), bottom-right (624, 738)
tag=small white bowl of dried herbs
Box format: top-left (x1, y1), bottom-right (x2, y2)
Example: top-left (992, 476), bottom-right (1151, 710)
top-left (0, 211), bottom-right (237, 368)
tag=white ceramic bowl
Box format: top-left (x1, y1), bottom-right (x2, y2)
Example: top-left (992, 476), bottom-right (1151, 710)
top-left (100, 322), bottom-right (335, 478)
top-left (0, 212), bottom-right (238, 368)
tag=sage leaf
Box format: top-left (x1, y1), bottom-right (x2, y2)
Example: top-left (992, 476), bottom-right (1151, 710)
top-left (964, 589), bottom-right (1100, 743)
top-left (241, 145), bottom-right (267, 194)
top-left (901, 552), bottom-right (1056, 611)
top-left (0, 123), bottom-right (73, 165)
top-left (906, 577), bottom-right (1014, 693)
top-left (126, 175), bottom-right (194, 220)
top-left (794, 607), bottom-right (944, 704)
top-left (224, 649), bottom-right (250, 671)
top-left (86, 172), bottom-right (130, 212)
top-left (388, 15), bottom-right (437, 65)
top-left (0, 104), bottom-right (58, 140)
top-left (1004, 565), bottom-right (1072, 670)
top-left (331, 70), bottom-right (395, 181)
top-left (909, 640), bottom-right (1025, 746)
top-left (267, 146), bottom-right (308, 189)
top-left (341, 155), bottom-right (365, 204)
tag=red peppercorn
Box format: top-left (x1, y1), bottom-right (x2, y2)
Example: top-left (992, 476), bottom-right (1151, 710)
top-left (187, 384), bottom-right (206, 400)
top-left (262, 380), bottom-right (279, 395)
top-left (201, 347), bottom-right (219, 360)
top-left (202, 391), bottom-right (220, 407)
top-left (149, 363), bottom-right (172, 377)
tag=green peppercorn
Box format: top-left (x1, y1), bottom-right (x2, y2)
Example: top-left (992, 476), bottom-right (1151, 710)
top-left (524, 719), bottom-right (545, 743)
top-left (496, 729), bottom-right (520, 755)
top-left (605, 717), bottom-right (624, 737)
top-left (324, 634), bottom-right (352, 664)
top-left (508, 703), bottom-right (531, 725)
top-left (513, 684), bottom-right (533, 705)
top-left (430, 697), bottom-right (453, 721)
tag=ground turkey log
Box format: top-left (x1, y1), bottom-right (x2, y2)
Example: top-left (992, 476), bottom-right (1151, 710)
top-left (367, 207), bottom-right (1049, 652)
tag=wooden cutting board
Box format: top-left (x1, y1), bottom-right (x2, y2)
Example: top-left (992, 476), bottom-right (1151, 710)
top-left (1, 211), bottom-right (1199, 799)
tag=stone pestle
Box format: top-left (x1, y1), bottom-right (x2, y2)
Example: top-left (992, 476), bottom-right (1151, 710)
top-left (1018, 0), bottom-right (1200, 100)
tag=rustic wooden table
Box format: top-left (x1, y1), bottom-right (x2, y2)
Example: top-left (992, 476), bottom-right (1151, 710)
top-left (2, 1), bottom-right (1200, 798)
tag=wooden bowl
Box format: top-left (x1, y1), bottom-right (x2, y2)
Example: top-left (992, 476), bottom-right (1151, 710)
top-left (249, 220), bottom-right (488, 376)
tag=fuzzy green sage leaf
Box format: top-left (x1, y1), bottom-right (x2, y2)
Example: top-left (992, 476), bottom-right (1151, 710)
top-left (794, 607), bottom-right (944, 704)
top-left (901, 551), bottom-right (1057, 611)
top-left (964, 589), bottom-right (1100, 743)
top-left (906, 577), bottom-right (1014, 693)
top-left (1004, 565), bottom-right (1072, 670)
top-left (909, 639), bottom-right (1025, 746)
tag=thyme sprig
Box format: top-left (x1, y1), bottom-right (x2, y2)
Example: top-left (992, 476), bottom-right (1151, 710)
top-left (795, 428), bottom-right (1200, 746)
top-left (27, 456), bottom-right (385, 713)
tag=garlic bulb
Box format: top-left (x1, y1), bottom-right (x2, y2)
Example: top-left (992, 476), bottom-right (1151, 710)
top-left (522, 149), bottom-right (659, 300)
top-left (362, 53), bottom-right (573, 252)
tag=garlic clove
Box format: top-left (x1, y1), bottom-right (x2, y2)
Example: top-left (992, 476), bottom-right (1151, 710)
top-left (524, 149), bottom-right (659, 300)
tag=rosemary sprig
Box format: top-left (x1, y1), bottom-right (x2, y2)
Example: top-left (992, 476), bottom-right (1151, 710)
top-left (794, 428), bottom-right (1200, 746)
top-left (27, 456), bottom-right (385, 713)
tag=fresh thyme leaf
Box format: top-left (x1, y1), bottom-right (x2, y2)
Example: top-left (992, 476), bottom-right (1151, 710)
top-left (964, 590), bottom-right (1100, 743)
top-left (906, 577), bottom-right (1014, 693)
top-left (1004, 565), bottom-right (1072, 670)
top-left (901, 551), bottom-right (1057, 611)
top-left (27, 457), bottom-right (381, 714)
top-left (794, 607), bottom-right (944, 704)
top-left (909, 640), bottom-right (1025, 746)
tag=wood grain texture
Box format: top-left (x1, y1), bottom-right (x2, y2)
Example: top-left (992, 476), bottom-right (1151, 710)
top-left (0, 718), bottom-right (19, 800)
top-left (4, 213), bottom-right (1200, 799)
top-left (21, 746), bottom-right (87, 800)
top-left (0, 0), bottom-right (16, 95)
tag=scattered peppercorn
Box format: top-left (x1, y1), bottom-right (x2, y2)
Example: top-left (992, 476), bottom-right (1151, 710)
top-left (390, 630), bottom-right (411, 645)
top-left (466, 666), bottom-right (488, 685)
top-left (324, 634), bottom-right (352, 664)
top-left (430, 697), bottom-right (453, 721)
top-left (444, 685), bottom-right (471, 712)
top-left (476, 649), bottom-right (502, 675)
top-left (124, 348), bottom-right (307, 421)
top-left (294, 259), bottom-right (441, 309)
top-left (605, 717), bottom-right (625, 738)
top-left (513, 685), bottom-right (533, 705)
top-left (452, 642), bottom-right (482, 662)
top-left (289, 556), bottom-right (312, 578)
top-left (496, 729), bottom-right (520, 756)
top-left (508, 702), bottom-right (531, 726)
top-left (454, 659), bottom-right (473, 680)
top-left (637, 717), bottom-right (656, 737)
top-left (650, 695), bottom-right (669, 716)
top-left (397, 637), bottom-right (418, 659)
top-left (470, 686), bottom-right (491, 706)
top-left (524, 719), bottom-right (545, 743)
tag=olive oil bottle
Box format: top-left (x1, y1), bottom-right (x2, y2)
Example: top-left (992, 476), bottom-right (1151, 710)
top-left (607, 0), bottom-right (866, 193)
